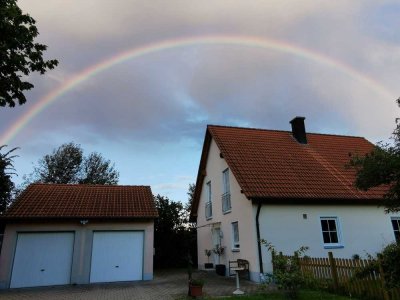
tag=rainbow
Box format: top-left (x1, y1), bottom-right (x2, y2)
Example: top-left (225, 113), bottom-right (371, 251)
top-left (1, 35), bottom-right (396, 145)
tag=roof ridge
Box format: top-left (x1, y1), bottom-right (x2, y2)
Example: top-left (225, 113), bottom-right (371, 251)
top-left (207, 124), bottom-right (368, 139)
top-left (30, 183), bottom-right (151, 188)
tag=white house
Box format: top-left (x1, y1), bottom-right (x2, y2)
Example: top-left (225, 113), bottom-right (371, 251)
top-left (190, 117), bottom-right (400, 282)
top-left (0, 183), bottom-right (158, 289)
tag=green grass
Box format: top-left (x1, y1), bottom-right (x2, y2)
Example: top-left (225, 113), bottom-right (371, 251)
top-left (210, 289), bottom-right (358, 300)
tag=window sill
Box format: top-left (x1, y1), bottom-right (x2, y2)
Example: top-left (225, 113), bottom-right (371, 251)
top-left (206, 216), bottom-right (213, 221)
top-left (231, 248), bottom-right (240, 252)
top-left (222, 209), bottom-right (231, 215)
top-left (323, 245), bottom-right (344, 249)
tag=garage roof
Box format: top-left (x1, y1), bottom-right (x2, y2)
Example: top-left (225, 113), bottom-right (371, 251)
top-left (2, 184), bottom-right (158, 220)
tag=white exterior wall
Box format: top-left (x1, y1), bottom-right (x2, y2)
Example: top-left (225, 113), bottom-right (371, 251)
top-left (0, 220), bottom-right (155, 289)
top-left (257, 204), bottom-right (400, 274)
top-left (196, 139), bottom-right (259, 281)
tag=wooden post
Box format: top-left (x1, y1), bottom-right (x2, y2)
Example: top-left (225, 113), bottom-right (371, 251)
top-left (328, 252), bottom-right (339, 292)
top-left (378, 254), bottom-right (390, 300)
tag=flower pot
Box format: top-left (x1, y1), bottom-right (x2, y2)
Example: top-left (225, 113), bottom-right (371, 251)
top-left (204, 263), bottom-right (213, 269)
top-left (215, 264), bottom-right (226, 276)
top-left (189, 284), bottom-right (203, 297)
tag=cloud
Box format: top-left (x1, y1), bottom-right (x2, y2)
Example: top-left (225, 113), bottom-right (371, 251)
top-left (4, 0), bottom-right (400, 201)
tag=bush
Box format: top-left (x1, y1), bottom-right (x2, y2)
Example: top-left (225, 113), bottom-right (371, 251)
top-left (355, 242), bottom-right (400, 289)
top-left (260, 240), bottom-right (309, 300)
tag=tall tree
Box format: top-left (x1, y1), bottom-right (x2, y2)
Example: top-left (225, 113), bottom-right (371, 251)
top-left (154, 194), bottom-right (186, 268)
top-left (0, 145), bottom-right (18, 213)
top-left (79, 152), bottom-right (119, 184)
top-left (1, 0), bottom-right (58, 107)
top-left (351, 98), bottom-right (400, 213)
top-left (25, 142), bottom-right (119, 185)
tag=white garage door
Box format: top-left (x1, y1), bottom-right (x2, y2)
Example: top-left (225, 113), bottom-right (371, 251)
top-left (10, 232), bottom-right (74, 288)
top-left (90, 231), bottom-right (143, 283)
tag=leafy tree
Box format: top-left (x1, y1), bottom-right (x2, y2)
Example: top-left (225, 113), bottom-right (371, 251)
top-left (79, 152), bottom-right (119, 184)
top-left (350, 98), bottom-right (400, 213)
top-left (1, 0), bottom-right (58, 107)
top-left (153, 191), bottom-right (197, 268)
top-left (154, 194), bottom-right (187, 268)
top-left (182, 183), bottom-right (196, 225)
top-left (24, 142), bottom-right (119, 185)
top-left (0, 145), bottom-right (18, 213)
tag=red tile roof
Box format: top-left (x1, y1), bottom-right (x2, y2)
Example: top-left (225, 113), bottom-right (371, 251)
top-left (191, 125), bottom-right (387, 217)
top-left (2, 184), bottom-right (158, 220)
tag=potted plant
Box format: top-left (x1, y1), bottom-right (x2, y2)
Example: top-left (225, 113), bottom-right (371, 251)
top-left (213, 244), bottom-right (226, 276)
top-left (204, 249), bottom-right (213, 269)
top-left (189, 278), bottom-right (204, 297)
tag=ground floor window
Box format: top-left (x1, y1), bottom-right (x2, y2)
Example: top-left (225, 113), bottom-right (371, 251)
top-left (231, 221), bottom-right (240, 250)
top-left (320, 217), bottom-right (342, 248)
top-left (391, 217), bottom-right (400, 242)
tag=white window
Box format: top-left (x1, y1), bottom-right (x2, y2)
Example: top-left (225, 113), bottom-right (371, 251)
top-left (222, 169), bottom-right (231, 213)
top-left (391, 217), bottom-right (400, 243)
top-left (205, 181), bottom-right (212, 220)
top-left (320, 217), bottom-right (342, 248)
top-left (232, 221), bottom-right (240, 250)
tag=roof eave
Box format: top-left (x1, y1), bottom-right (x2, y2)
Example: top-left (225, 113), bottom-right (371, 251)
top-left (249, 196), bottom-right (383, 205)
top-left (190, 128), bottom-right (213, 220)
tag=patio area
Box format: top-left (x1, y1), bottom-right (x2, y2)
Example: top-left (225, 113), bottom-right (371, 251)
top-left (0, 269), bottom-right (263, 299)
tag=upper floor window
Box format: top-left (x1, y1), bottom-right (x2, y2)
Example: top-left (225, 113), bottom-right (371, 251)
top-left (231, 221), bottom-right (240, 250)
top-left (222, 168), bottom-right (231, 213)
top-left (320, 217), bottom-right (342, 248)
top-left (205, 181), bottom-right (212, 220)
top-left (392, 217), bottom-right (400, 243)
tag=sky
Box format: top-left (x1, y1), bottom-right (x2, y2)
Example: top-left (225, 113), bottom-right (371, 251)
top-left (1, 0), bottom-right (400, 203)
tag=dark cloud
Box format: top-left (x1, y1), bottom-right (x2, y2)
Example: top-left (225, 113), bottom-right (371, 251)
top-left (2, 1), bottom-right (399, 200)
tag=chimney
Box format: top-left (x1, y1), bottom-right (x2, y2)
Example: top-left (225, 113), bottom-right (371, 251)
top-left (290, 116), bottom-right (307, 144)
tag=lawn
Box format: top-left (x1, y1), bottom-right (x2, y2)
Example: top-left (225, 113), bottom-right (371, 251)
top-left (210, 290), bottom-right (357, 300)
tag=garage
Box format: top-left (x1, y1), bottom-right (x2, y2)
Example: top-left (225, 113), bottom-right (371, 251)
top-left (0, 184), bottom-right (157, 288)
top-left (10, 232), bottom-right (74, 288)
top-left (90, 231), bottom-right (144, 283)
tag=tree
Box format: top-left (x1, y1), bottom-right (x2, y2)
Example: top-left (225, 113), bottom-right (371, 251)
top-left (25, 142), bottom-right (119, 185)
top-left (351, 98), bottom-right (400, 213)
top-left (154, 194), bottom-right (187, 268)
top-left (1, 0), bottom-right (58, 107)
top-left (0, 145), bottom-right (18, 213)
top-left (183, 183), bottom-right (196, 225)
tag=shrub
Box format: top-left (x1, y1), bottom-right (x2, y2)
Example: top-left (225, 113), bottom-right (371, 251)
top-left (355, 242), bottom-right (400, 289)
top-left (260, 240), bottom-right (309, 300)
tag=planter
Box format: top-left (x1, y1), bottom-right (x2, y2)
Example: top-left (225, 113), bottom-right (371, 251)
top-left (204, 263), bottom-right (214, 269)
top-left (189, 284), bottom-right (203, 297)
top-left (215, 264), bottom-right (226, 276)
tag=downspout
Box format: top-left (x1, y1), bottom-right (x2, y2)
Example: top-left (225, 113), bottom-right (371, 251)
top-left (255, 201), bottom-right (263, 275)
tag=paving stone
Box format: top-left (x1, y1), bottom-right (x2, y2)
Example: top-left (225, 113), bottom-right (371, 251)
top-left (0, 269), bottom-right (263, 300)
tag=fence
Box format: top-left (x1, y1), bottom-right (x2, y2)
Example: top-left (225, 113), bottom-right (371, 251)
top-left (278, 251), bottom-right (400, 300)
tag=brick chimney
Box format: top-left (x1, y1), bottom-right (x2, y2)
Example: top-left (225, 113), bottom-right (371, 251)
top-left (290, 116), bottom-right (307, 144)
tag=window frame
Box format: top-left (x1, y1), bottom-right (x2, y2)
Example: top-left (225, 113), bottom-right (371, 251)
top-left (391, 217), bottom-right (400, 243)
top-left (222, 168), bottom-right (231, 213)
top-left (231, 221), bottom-right (240, 251)
top-left (205, 181), bottom-right (212, 220)
top-left (319, 216), bottom-right (343, 249)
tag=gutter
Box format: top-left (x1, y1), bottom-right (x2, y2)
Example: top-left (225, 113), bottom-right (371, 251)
top-left (255, 201), bottom-right (263, 274)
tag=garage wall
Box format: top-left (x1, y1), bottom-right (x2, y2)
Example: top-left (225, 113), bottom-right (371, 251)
top-left (0, 221), bottom-right (155, 289)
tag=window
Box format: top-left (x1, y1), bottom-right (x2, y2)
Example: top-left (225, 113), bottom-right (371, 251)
top-left (205, 181), bottom-right (212, 220)
top-left (392, 217), bottom-right (400, 243)
top-left (222, 169), bottom-right (231, 213)
top-left (232, 222), bottom-right (240, 250)
top-left (320, 217), bottom-right (342, 248)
